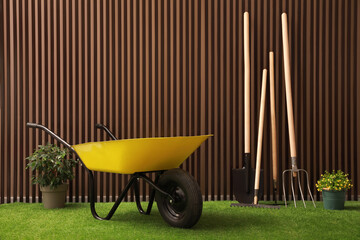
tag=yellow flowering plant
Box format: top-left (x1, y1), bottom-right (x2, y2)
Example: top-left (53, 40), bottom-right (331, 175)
top-left (316, 170), bottom-right (353, 192)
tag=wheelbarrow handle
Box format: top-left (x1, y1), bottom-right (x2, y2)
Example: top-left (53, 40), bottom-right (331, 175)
top-left (26, 122), bottom-right (74, 152)
top-left (26, 122), bottom-right (41, 128)
top-left (95, 123), bottom-right (117, 140)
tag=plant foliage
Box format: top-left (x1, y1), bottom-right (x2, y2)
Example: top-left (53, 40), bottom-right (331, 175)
top-left (26, 143), bottom-right (78, 189)
top-left (316, 170), bottom-right (353, 192)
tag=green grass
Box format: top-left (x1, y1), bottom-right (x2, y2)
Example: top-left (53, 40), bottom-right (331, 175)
top-left (1, 201), bottom-right (360, 239)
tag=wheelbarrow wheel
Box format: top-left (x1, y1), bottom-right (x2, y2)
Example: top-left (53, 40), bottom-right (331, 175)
top-left (155, 168), bottom-right (202, 228)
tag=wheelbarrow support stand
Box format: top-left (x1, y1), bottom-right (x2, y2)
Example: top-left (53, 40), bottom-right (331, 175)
top-left (88, 170), bottom-right (170, 220)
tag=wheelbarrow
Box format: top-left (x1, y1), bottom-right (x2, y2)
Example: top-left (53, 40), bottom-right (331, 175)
top-left (26, 122), bottom-right (211, 228)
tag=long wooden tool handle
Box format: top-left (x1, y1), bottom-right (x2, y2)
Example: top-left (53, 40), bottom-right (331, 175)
top-left (281, 13), bottom-right (298, 176)
top-left (244, 12), bottom-right (251, 154)
top-left (269, 52), bottom-right (278, 187)
top-left (253, 69), bottom-right (267, 205)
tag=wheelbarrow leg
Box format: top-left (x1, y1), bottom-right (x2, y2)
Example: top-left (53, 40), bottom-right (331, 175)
top-left (88, 170), bottom-right (137, 220)
top-left (89, 170), bottom-right (172, 220)
top-left (134, 173), bottom-right (161, 215)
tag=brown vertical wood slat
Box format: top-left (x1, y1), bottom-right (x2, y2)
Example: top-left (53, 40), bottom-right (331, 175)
top-left (70, 0), bottom-right (76, 202)
top-left (102, 0), bottom-right (107, 202)
top-left (163, 0), bottom-right (168, 139)
top-left (118, 0), bottom-right (124, 199)
top-left (21, 0), bottom-right (26, 202)
top-left (231, 0), bottom-right (237, 184)
top-left (330, 0), bottom-right (335, 172)
top-left (34, 0), bottom-right (40, 201)
top-left (0, 0), bottom-right (359, 203)
top-left (195, 0), bottom-right (200, 185)
top-left (219, 0), bottom-right (224, 199)
top-left (77, 0), bottom-right (82, 201)
top-left (176, 0), bottom-right (181, 137)
top-left (305, 0), bottom-right (311, 194)
top-left (237, 0), bottom-right (243, 183)
top-left (311, 0), bottom-right (318, 199)
top-left (17, 0), bottom-right (21, 201)
top-left (0, 0), bottom-right (4, 204)
top-left (343, 0), bottom-right (349, 184)
top-left (187, 0), bottom-right (192, 175)
top-left (157, 0), bottom-right (161, 138)
top-left (0, 0), bottom-right (2, 204)
top-left (2, 0), bottom-right (8, 203)
top-left (181, 0), bottom-right (187, 171)
top-left (14, 0), bottom-right (19, 202)
top-left (337, 0), bottom-right (343, 172)
top-left (151, 0), bottom-right (155, 138)
top-left (199, 0), bottom-right (205, 196)
top-left (39, 0), bottom-right (44, 153)
top-left (113, 0), bottom-right (119, 199)
top-left (52, 0), bottom-right (57, 135)
top-left (349, 0), bottom-right (356, 200)
top-left (109, 0), bottom-right (114, 202)
top-left (169, 0), bottom-right (173, 137)
top-left (213, 0), bottom-right (218, 199)
top-left (83, 0), bottom-right (89, 200)
top-left (357, 0), bottom-right (360, 199)
top-left (150, 0), bottom-right (155, 139)
top-left (207, 0), bottom-right (213, 200)
top-left (8, 0), bottom-right (14, 202)
top-left (27, 0), bottom-right (33, 202)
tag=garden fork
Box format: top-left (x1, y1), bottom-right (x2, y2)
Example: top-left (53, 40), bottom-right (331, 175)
top-left (281, 13), bottom-right (315, 208)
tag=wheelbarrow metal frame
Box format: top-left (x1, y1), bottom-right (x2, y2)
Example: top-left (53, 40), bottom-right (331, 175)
top-left (26, 123), bottom-right (174, 221)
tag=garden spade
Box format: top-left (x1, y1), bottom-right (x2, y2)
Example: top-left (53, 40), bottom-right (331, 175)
top-left (233, 69), bottom-right (278, 209)
top-left (231, 12), bottom-right (263, 205)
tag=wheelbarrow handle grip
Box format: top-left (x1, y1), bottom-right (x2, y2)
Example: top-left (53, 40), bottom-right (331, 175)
top-left (26, 122), bottom-right (40, 128)
top-left (95, 123), bottom-right (117, 140)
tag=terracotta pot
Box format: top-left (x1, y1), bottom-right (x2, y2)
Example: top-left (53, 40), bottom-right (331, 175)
top-left (40, 184), bottom-right (68, 209)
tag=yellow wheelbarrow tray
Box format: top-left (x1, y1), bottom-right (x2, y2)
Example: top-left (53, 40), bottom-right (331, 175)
top-left (27, 123), bottom-right (211, 228)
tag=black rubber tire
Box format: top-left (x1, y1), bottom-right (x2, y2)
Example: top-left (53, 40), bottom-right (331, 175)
top-left (155, 168), bottom-right (203, 228)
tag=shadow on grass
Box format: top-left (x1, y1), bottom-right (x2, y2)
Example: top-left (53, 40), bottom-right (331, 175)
top-left (107, 210), bottom-right (268, 231)
top-left (344, 205), bottom-right (360, 211)
top-left (55, 202), bottom-right (276, 231)
top-left (64, 203), bottom-right (87, 209)
top-left (195, 211), bottom-right (266, 230)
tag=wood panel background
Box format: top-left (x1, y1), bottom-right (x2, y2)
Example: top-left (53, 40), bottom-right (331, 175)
top-left (1, 0), bottom-right (359, 204)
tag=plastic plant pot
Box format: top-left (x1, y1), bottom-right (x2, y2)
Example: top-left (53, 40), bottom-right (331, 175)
top-left (322, 190), bottom-right (346, 210)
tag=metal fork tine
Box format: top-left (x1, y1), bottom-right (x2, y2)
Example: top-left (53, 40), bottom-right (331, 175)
top-left (305, 170), bottom-right (316, 208)
top-left (282, 170), bottom-right (288, 207)
top-left (297, 171), bottom-right (306, 208)
top-left (290, 171), bottom-right (296, 207)
top-left (282, 169), bottom-right (316, 208)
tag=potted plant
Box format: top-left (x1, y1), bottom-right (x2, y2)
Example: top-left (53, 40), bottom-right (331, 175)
top-left (26, 143), bottom-right (78, 209)
top-left (316, 170), bottom-right (353, 210)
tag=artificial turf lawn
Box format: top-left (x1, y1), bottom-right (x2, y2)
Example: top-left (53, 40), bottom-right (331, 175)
top-left (0, 201), bottom-right (359, 240)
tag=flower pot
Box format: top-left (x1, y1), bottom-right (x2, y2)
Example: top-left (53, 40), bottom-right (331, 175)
top-left (40, 184), bottom-right (68, 209)
top-left (322, 189), bottom-right (346, 210)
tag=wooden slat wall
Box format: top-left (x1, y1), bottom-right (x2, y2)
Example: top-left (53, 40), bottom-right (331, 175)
top-left (0, 0), bottom-right (359, 204)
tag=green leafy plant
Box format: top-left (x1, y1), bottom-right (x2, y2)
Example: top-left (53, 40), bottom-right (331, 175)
top-left (26, 143), bottom-right (78, 189)
top-left (316, 170), bottom-right (353, 192)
